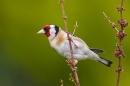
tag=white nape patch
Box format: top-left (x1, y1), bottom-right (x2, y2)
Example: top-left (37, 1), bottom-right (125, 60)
top-left (37, 29), bottom-right (45, 34)
top-left (50, 25), bottom-right (55, 28)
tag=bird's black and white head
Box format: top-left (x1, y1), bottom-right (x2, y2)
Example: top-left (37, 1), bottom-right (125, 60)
top-left (37, 25), bottom-right (60, 39)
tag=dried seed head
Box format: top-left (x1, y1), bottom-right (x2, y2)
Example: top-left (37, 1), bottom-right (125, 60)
top-left (116, 5), bottom-right (125, 12)
top-left (116, 30), bottom-right (127, 41)
top-left (111, 22), bottom-right (117, 28)
top-left (114, 43), bottom-right (125, 58)
top-left (62, 16), bottom-right (67, 19)
top-left (59, 0), bottom-right (64, 3)
top-left (114, 49), bottom-right (122, 58)
top-left (115, 66), bottom-right (122, 72)
top-left (118, 19), bottom-right (128, 28)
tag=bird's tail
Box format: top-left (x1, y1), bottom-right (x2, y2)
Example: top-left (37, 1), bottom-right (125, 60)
top-left (98, 57), bottom-right (113, 67)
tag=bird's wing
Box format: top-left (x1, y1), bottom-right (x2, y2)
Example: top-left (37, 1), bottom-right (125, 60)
top-left (70, 36), bottom-right (90, 56)
top-left (71, 36), bottom-right (89, 48)
top-left (71, 36), bottom-right (104, 53)
top-left (89, 48), bottom-right (104, 53)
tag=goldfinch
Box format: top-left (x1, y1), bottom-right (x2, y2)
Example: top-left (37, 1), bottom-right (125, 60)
top-left (37, 25), bottom-right (113, 67)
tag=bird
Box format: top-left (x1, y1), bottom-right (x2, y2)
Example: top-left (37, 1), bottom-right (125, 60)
top-left (37, 24), bottom-right (113, 67)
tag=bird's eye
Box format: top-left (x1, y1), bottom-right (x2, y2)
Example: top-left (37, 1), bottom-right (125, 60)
top-left (44, 28), bottom-right (50, 33)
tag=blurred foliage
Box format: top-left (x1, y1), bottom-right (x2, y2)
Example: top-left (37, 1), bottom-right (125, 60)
top-left (0, 0), bottom-right (130, 86)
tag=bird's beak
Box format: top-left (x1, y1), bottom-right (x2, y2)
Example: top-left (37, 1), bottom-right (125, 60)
top-left (37, 29), bottom-right (45, 34)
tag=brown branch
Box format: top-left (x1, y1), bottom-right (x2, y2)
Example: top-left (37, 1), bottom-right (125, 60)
top-left (115, 0), bottom-right (128, 86)
top-left (103, 0), bottom-right (128, 86)
top-left (59, 0), bottom-right (80, 86)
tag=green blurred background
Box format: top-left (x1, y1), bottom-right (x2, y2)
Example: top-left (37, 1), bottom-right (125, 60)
top-left (0, 0), bottom-right (130, 86)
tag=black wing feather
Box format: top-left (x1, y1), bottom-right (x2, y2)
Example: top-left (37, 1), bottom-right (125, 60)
top-left (90, 48), bottom-right (104, 53)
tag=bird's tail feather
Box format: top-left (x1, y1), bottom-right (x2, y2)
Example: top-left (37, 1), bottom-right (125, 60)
top-left (98, 57), bottom-right (113, 67)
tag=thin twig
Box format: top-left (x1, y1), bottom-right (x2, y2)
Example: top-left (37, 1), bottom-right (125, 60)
top-left (71, 21), bottom-right (79, 48)
top-left (60, 79), bottom-right (64, 86)
top-left (73, 21), bottom-right (78, 35)
top-left (115, 0), bottom-right (127, 86)
top-left (71, 39), bottom-right (78, 48)
top-left (103, 12), bottom-right (119, 32)
top-left (59, 0), bottom-right (80, 86)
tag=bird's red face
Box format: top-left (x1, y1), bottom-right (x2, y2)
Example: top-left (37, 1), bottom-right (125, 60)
top-left (37, 24), bottom-right (60, 39)
top-left (43, 25), bottom-right (51, 37)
